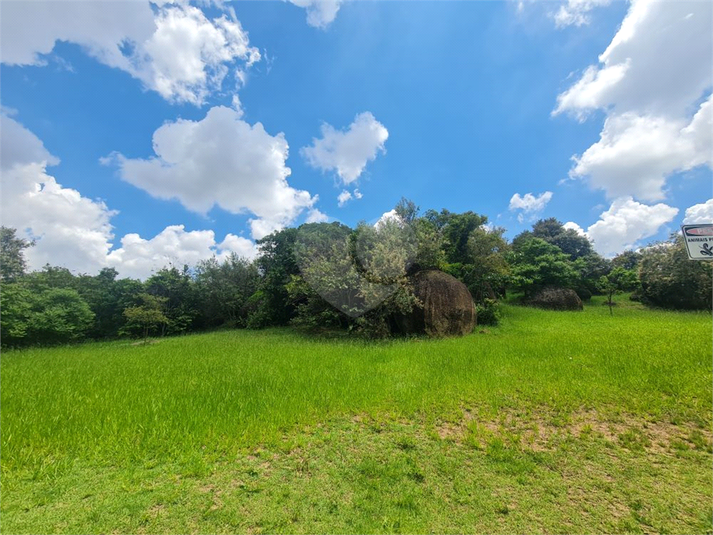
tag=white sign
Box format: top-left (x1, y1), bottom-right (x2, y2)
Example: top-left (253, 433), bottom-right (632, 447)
top-left (681, 224), bottom-right (713, 260)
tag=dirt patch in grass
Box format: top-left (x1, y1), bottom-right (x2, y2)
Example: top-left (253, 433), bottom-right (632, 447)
top-left (435, 407), bottom-right (713, 454)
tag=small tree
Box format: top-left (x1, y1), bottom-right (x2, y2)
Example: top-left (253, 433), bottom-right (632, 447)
top-left (0, 227), bottom-right (33, 281)
top-left (597, 267), bottom-right (639, 315)
top-left (122, 294), bottom-right (168, 343)
top-left (509, 238), bottom-right (579, 298)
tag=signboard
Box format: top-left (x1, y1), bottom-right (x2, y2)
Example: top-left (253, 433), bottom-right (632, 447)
top-left (681, 224), bottom-right (713, 260)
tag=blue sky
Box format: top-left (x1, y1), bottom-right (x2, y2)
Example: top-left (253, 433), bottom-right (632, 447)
top-left (1, 0), bottom-right (711, 278)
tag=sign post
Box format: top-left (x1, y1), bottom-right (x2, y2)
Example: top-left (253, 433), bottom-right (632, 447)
top-left (681, 224), bottom-right (713, 260)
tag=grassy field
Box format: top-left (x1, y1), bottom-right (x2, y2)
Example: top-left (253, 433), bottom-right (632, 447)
top-left (2, 295), bottom-right (712, 533)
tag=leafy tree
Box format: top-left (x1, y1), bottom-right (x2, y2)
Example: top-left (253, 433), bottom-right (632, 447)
top-left (23, 265), bottom-right (78, 292)
top-left (598, 267), bottom-right (639, 315)
top-left (423, 209), bottom-right (487, 265)
top-left (638, 235), bottom-right (713, 310)
top-left (249, 228), bottom-right (301, 327)
top-left (0, 282), bottom-right (33, 346)
top-left (0, 227), bottom-right (32, 281)
top-left (573, 252), bottom-right (611, 300)
top-left (611, 250), bottom-right (642, 270)
top-left (145, 266), bottom-right (198, 335)
top-left (195, 254), bottom-right (260, 328)
top-left (77, 268), bottom-right (143, 338)
top-left (31, 288), bottom-right (95, 344)
top-left (122, 294), bottom-right (169, 342)
top-left (515, 218), bottom-right (593, 260)
top-left (509, 238), bottom-right (579, 298)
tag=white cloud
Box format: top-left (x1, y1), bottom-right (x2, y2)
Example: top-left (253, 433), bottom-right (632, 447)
top-left (569, 96), bottom-right (712, 201)
top-left (0, 2), bottom-right (260, 105)
top-left (374, 209), bottom-right (402, 229)
top-left (683, 199), bottom-right (713, 224)
top-left (1, 112), bottom-right (116, 274)
top-left (108, 105), bottom-right (316, 239)
top-left (584, 197), bottom-right (678, 256)
top-left (302, 112), bottom-right (388, 185)
top-left (554, 0), bottom-right (713, 201)
top-left (337, 189), bottom-right (362, 207)
top-left (553, 0), bottom-right (611, 28)
top-left (509, 191), bottom-right (553, 222)
top-left (106, 225), bottom-right (258, 279)
top-left (1, 112), bottom-right (258, 279)
top-left (563, 221), bottom-right (586, 236)
top-left (305, 208), bottom-right (329, 223)
top-left (288, 0), bottom-right (345, 28)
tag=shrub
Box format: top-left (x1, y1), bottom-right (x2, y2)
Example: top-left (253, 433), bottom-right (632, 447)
top-left (476, 298), bottom-right (501, 326)
top-left (638, 235), bottom-right (712, 310)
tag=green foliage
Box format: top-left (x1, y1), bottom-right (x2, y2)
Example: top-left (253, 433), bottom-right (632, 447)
top-left (251, 228), bottom-right (301, 327)
top-left (144, 266), bottom-right (198, 335)
top-left (525, 217), bottom-right (594, 260)
top-left (122, 293), bottom-right (169, 341)
top-left (0, 282), bottom-right (33, 344)
top-left (612, 250), bottom-right (642, 270)
top-left (0, 226), bottom-right (33, 281)
top-left (1, 283), bottom-right (94, 346)
top-left (598, 267), bottom-right (640, 315)
top-left (475, 297), bottom-right (501, 326)
top-left (195, 254), bottom-right (260, 328)
top-left (574, 252), bottom-right (612, 299)
top-left (77, 268), bottom-right (144, 338)
top-left (509, 238), bottom-right (579, 297)
top-left (638, 234), bottom-right (713, 310)
top-left (423, 209), bottom-right (487, 265)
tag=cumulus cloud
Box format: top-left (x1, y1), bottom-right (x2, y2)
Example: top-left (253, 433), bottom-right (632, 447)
top-left (337, 189), bottom-right (362, 207)
top-left (305, 208), bottom-right (329, 223)
top-left (0, 1), bottom-right (260, 105)
top-left (302, 112), bottom-right (389, 186)
top-left (563, 221), bottom-right (586, 236)
top-left (580, 197), bottom-right (678, 257)
top-left (288, 0), bottom-right (345, 28)
top-left (569, 97), bottom-right (712, 201)
top-left (1, 112), bottom-right (258, 279)
top-left (553, 0), bottom-right (612, 28)
top-left (509, 191), bottom-right (553, 222)
top-left (1, 112), bottom-right (116, 273)
top-left (554, 0), bottom-right (713, 201)
top-left (106, 225), bottom-right (258, 279)
top-left (683, 199), bottom-right (713, 224)
top-left (107, 105), bottom-right (316, 239)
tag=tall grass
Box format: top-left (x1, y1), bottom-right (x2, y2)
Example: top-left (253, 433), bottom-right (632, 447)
top-left (2, 297), bottom-right (711, 472)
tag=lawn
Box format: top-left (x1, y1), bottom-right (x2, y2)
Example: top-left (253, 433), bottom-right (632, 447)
top-left (2, 295), bottom-right (712, 533)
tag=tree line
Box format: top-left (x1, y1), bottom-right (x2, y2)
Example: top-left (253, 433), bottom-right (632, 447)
top-left (1, 199), bottom-right (711, 347)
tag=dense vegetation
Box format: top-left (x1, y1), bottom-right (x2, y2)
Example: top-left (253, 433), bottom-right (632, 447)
top-left (1, 200), bottom-right (710, 347)
top-left (2, 298), bottom-right (711, 533)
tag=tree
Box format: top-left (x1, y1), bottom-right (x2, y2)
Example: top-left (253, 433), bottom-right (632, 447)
top-left (611, 250), bottom-right (642, 270)
top-left (423, 209), bottom-right (487, 265)
top-left (122, 294), bottom-right (168, 343)
top-left (195, 254), bottom-right (260, 328)
top-left (638, 235), bottom-right (712, 310)
top-left (145, 266), bottom-right (198, 335)
top-left (0, 282), bottom-right (33, 346)
top-left (597, 267), bottom-right (639, 315)
top-left (249, 228), bottom-right (301, 327)
top-left (0, 227), bottom-right (32, 281)
top-left (77, 268), bottom-right (143, 339)
top-left (509, 238), bottom-right (579, 298)
top-left (516, 218), bottom-right (594, 260)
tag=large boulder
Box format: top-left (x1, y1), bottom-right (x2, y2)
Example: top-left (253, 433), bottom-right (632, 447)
top-left (397, 270), bottom-right (476, 337)
top-left (526, 286), bottom-right (583, 311)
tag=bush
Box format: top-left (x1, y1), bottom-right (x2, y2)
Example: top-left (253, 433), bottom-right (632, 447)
top-left (639, 235), bottom-right (712, 310)
top-left (476, 298), bottom-right (501, 326)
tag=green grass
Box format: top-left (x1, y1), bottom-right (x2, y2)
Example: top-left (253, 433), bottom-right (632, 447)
top-left (2, 295), bottom-right (712, 533)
